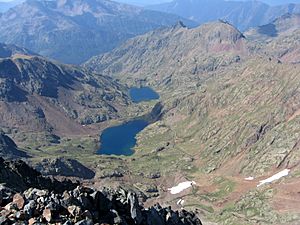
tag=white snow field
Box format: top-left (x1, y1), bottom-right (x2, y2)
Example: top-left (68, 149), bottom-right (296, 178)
top-left (168, 181), bottom-right (196, 194)
top-left (257, 169), bottom-right (290, 187)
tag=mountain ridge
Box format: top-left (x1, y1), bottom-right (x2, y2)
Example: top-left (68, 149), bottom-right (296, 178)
top-left (147, 0), bottom-right (300, 31)
top-left (84, 20), bottom-right (248, 89)
top-left (0, 0), bottom-right (196, 64)
top-left (0, 43), bottom-right (132, 152)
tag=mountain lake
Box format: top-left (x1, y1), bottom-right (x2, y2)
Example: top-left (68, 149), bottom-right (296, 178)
top-left (98, 87), bottom-right (159, 156)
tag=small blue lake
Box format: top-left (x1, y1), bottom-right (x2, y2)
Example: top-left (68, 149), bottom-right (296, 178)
top-left (129, 87), bottom-right (159, 103)
top-left (98, 87), bottom-right (159, 156)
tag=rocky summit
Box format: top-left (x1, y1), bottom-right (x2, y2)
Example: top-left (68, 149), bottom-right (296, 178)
top-left (0, 157), bottom-right (202, 225)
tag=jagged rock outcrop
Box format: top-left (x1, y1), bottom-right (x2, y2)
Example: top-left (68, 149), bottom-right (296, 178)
top-left (0, 157), bottom-right (78, 192)
top-left (0, 132), bottom-right (27, 158)
top-left (34, 157), bottom-right (95, 179)
top-left (0, 158), bottom-right (202, 224)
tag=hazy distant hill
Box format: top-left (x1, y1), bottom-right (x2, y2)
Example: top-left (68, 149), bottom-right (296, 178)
top-left (0, 0), bottom-right (196, 64)
top-left (261, 0), bottom-right (300, 5)
top-left (115, 0), bottom-right (171, 6)
top-left (246, 13), bottom-right (300, 64)
top-left (0, 42), bottom-right (36, 58)
top-left (0, 0), bottom-right (24, 12)
top-left (148, 0), bottom-right (300, 30)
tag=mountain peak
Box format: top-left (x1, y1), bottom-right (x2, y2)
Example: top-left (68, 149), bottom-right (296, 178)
top-left (173, 20), bottom-right (187, 29)
top-left (246, 13), bottom-right (300, 39)
top-left (195, 21), bottom-right (245, 44)
top-left (0, 43), bottom-right (35, 58)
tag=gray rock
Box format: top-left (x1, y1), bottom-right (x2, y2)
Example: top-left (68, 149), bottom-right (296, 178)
top-left (24, 200), bottom-right (36, 217)
top-left (74, 219), bottom-right (93, 225)
top-left (110, 209), bottom-right (125, 225)
top-left (127, 192), bottom-right (143, 225)
top-left (0, 216), bottom-right (8, 225)
top-left (78, 196), bottom-right (93, 210)
top-left (146, 207), bottom-right (165, 225)
top-left (63, 220), bottom-right (73, 225)
top-left (148, 172), bottom-right (161, 179)
top-left (99, 170), bottom-right (123, 179)
top-left (0, 157), bottom-right (203, 225)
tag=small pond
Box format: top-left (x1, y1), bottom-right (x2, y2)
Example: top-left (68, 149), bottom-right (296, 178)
top-left (129, 87), bottom-right (159, 103)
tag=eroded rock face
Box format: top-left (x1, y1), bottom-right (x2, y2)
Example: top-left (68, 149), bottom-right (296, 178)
top-left (0, 158), bottom-right (202, 225)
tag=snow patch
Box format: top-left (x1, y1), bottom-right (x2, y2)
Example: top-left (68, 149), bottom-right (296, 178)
top-left (177, 199), bottom-right (185, 206)
top-left (257, 169), bottom-right (290, 187)
top-left (245, 177), bottom-right (254, 181)
top-left (168, 181), bottom-right (196, 195)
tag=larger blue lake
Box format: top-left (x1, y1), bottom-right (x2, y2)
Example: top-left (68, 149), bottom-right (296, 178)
top-left (98, 120), bottom-right (148, 156)
top-left (98, 87), bottom-right (159, 156)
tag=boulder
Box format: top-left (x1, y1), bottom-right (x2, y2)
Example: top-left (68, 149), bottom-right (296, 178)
top-left (12, 193), bottom-right (25, 209)
top-left (75, 219), bottom-right (93, 225)
top-left (42, 208), bottom-right (52, 223)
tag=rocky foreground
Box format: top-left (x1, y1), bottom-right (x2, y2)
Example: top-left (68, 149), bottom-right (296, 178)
top-left (0, 157), bottom-right (202, 225)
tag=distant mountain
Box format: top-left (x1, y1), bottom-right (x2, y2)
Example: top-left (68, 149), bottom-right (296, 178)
top-left (246, 13), bottom-right (300, 64)
top-left (115, 0), bottom-right (171, 6)
top-left (0, 0), bottom-right (196, 64)
top-left (0, 42), bottom-right (36, 58)
top-left (147, 0), bottom-right (300, 30)
top-left (0, 43), bottom-right (130, 138)
top-left (261, 0), bottom-right (300, 5)
top-left (84, 21), bottom-right (247, 89)
top-left (246, 13), bottom-right (300, 39)
top-left (0, 0), bottom-right (23, 13)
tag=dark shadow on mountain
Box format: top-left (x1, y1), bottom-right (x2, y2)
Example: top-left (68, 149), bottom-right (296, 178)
top-left (258, 23), bottom-right (278, 37)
